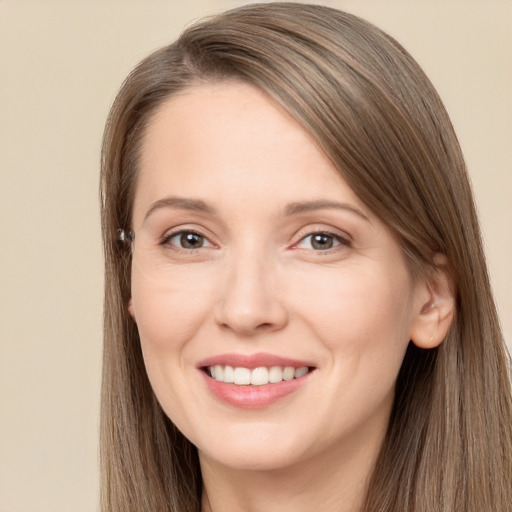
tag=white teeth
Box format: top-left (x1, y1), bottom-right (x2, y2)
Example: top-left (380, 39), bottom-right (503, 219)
top-left (251, 367), bottom-right (269, 386)
top-left (214, 365), bottom-right (224, 382)
top-left (233, 367), bottom-right (251, 385)
top-left (223, 365), bottom-right (234, 383)
top-left (269, 366), bottom-right (283, 383)
top-left (295, 366), bottom-right (308, 378)
top-left (207, 365), bottom-right (311, 385)
top-left (283, 366), bottom-right (295, 381)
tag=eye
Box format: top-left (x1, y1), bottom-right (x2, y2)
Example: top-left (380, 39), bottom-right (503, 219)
top-left (295, 232), bottom-right (349, 251)
top-left (163, 230), bottom-right (213, 250)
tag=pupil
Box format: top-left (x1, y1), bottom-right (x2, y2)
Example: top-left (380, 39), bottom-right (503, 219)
top-left (312, 234), bottom-right (333, 250)
top-left (181, 233), bottom-right (203, 249)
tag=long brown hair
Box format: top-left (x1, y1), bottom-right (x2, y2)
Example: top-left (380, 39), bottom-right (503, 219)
top-left (100, 3), bottom-right (512, 510)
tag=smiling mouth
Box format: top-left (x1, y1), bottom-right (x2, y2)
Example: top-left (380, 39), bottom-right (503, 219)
top-left (204, 365), bottom-right (315, 386)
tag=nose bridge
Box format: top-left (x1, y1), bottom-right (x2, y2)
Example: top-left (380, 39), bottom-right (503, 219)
top-left (214, 241), bottom-right (288, 335)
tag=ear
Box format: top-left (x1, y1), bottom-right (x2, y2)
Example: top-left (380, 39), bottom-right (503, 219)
top-left (410, 254), bottom-right (455, 349)
top-left (127, 298), bottom-right (135, 319)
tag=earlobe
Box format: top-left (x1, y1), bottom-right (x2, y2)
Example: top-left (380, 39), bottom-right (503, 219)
top-left (410, 254), bottom-right (455, 349)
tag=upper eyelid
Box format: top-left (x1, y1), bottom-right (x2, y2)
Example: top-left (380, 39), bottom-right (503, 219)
top-left (161, 226), bottom-right (217, 244)
top-left (292, 232), bottom-right (351, 250)
top-left (299, 231), bottom-right (348, 242)
top-left (291, 225), bottom-right (352, 243)
top-left (158, 229), bottom-right (211, 254)
top-left (160, 230), bottom-right (216, 254)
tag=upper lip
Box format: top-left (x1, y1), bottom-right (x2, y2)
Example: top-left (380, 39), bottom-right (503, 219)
top-left (197, 352), bottom-right (316, 370)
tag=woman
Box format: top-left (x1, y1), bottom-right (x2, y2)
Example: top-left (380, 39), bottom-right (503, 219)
top-left (100, 3), bottom-right (512, 511)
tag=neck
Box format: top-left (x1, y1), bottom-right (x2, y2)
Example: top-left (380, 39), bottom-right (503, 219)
top-left (200, 424), bottom-right (385, 512)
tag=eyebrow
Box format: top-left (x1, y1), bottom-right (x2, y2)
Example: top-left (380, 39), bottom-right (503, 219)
top-left (144, 196), bottom-right (217, 221)
top-left (143, 196), bottom-right (369, 222)
top-left (285, 200), bottom-right (370, 221)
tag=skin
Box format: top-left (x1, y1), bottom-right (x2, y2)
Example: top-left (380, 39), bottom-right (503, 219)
top-left (128, 82), bottom-right (452, 512)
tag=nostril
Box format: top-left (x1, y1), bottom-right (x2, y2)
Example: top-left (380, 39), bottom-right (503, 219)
top-left (255, 322), bottom-right (273, 330)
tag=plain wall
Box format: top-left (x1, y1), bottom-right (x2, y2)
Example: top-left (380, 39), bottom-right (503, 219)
top-left (0, 1), bottom-right (510, 510)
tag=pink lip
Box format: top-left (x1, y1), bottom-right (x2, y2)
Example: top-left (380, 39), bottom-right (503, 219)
top-left (197, 352), bottom-right (316, 409)
top-left (197, 352), bottom-right (315, 370)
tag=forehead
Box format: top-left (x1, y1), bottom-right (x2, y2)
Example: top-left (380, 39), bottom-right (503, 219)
top-left (132, 82), bottom-right (368, 225)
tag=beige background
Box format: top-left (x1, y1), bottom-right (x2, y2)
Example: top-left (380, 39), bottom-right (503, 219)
top-left (0, 1), bottom-right (510, 511)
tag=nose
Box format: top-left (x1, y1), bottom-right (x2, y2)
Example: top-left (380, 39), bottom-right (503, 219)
top-left (213, 253), bottom-right (289, 337)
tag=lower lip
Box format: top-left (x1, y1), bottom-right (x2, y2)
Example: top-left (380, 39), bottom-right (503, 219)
top-left (201, 371), bottom-right (313, 409)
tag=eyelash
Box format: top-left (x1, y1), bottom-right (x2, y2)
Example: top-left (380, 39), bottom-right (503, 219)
top-left (160, 229), bottom-right (214, 252)
top-left (160, 228), bottom-right (351, 253)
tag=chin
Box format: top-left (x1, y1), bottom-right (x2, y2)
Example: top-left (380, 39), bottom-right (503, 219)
top-left (193, 423), bottom-right (312, 472)
top-left (200, 445), bottom-right (303, 472)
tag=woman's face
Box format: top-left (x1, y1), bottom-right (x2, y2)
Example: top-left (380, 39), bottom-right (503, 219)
top-left (129, 82), bottom-right (428, 472)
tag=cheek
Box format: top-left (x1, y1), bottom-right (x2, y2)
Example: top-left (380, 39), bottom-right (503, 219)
top-left (129, 266), bottom-right (219, 432)
top-left (129, 263), bottom-right (217, 363)
top-left (292, 264), bottom-right (414, 429)
top-left (292, 262), bottom-right (414, 360)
